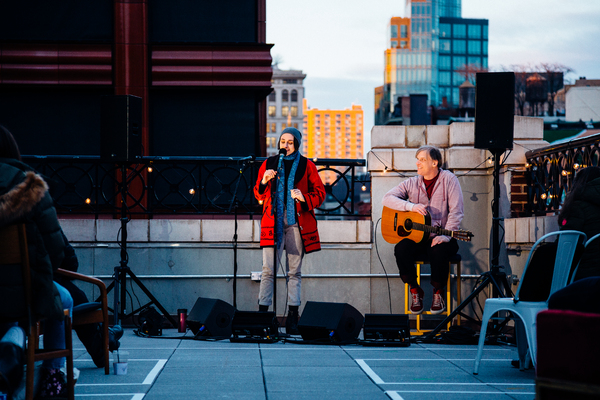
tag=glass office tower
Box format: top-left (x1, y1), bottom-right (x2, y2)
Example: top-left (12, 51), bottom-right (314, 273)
top-left (378, 0), bottom-right (487, 124)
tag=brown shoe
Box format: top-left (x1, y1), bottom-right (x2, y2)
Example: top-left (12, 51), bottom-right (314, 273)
top-left (410, 286), bottom-right (424, 314)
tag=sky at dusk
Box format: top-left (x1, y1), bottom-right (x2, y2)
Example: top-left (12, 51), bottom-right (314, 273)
top-left (266, 0), bottom-right (600, 153)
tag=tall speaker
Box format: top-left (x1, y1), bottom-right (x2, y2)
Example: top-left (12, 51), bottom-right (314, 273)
top-left (187, 297), bottom-right (235, 337)
top-left (474, 72), bottom-right (515, 151)
top-left (298, 301), bottom-right (364, 343)
top-left (100, 95), bottom-right (142, 162)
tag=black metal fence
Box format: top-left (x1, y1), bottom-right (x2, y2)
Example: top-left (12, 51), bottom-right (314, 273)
top-left (525, 132), bottom-right (600, 215)
top-left (22, 155), bottom-right (369, 218)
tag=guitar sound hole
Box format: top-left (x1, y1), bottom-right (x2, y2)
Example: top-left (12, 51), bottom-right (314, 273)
top-left (404, 219), bottom-right (413, 231)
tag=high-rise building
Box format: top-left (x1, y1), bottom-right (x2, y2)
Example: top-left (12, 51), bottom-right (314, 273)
top-left (376, 0), bottom-right (488, 124)
top-left (303, 99), bottom-right (363, 182)
top-left (266, 66), bottom-right (306, 156)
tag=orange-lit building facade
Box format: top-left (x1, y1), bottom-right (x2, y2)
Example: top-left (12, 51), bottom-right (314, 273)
top-left (302, 99), bottom-right (363, 182)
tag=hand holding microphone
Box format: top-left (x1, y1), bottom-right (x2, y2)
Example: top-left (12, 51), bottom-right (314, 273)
top-left (291, 189), bottom-right (305, 203)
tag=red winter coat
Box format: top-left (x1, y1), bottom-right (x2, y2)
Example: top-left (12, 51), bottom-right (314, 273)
top-left (254, 155), bottom-right (326, 254)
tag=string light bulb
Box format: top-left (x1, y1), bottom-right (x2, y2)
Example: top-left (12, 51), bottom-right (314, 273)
top-left (147, 166), bottom-right (153, 173)
top-left (541, 193), bottom-right (547, 200)
top-left (85, 198), bottom-right (91, 204)
top-left (259, 200), bottom-right (264, 205)
top-left (561, 170), bottom-right (568, 176)
top-left (525, 163), bottom-right (531, 168)
top-left (361, 184), bottom-right (367, 191)
top-left (189, 188), bottom-right (195, 195)
top-left (574, 163), bottom-right (580, 170)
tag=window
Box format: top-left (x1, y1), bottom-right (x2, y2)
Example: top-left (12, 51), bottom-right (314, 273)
top-left (468, 56), bottom-right (481, 67)
top-left (290, 106), bottom-right (298, 117)
top-left (283, 79), bottom-right (297, 84)
top-left (453, 24), bottom-right (466, 38)
top-left (453, 72), bottom-right (464, 86)
top-left (266, 137), bottom-right (277, 149)
top-left (483, 25), bottom-right (488, 39)
top-left (391, 40), bottom-right (397, 48)
top-left (411, 38), bottom-right (419, 49)
top-left (400, 40), bottom-right (408, 49)
top-left (270, 123), bottom-right (276, 133)
top-left (400, 25), bottom-right (407, 38)
top-left (439, 23), bottom-right (451, 38)
top-left (483, 41), bottom-right (488, 55)
top-left (453, 56), bottom-right (466, 70)
top-left (291, 89), bottom-right (298, 102)
top-left (268, 92), bottom-right (276, 102)
top-left (439, 71), bottom-right (451, 85)
top-left (391, 25), bottom-right (398, 38)
top-left (468, 41), bottom-right (481, 55)
top-left (293, 122), bottom-right (298, 129)
top-left (440, 39), bottom-right (451, 53)
top-left (268, 105), bottom-right (276, 117)
top-left (281, 106), bottom-right (289, 117)
top-left (468, 24), bottom-right (481, 39)
top-left (483, 57), bottom-right (488, 68)
top-left (439, 55), bottom-right (451, 69)
top-left (453, 40), bottom-right (466, 54)
top-left (282, 90), bottom-right (289, 102)
top-left (281, 123), bottom-right (287, 131)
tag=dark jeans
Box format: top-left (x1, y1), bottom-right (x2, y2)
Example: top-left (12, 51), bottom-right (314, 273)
top-left (394, 237), bottom-right (459, 290)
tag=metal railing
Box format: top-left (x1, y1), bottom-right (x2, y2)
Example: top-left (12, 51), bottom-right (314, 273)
top-left (22, 155), bottom-right (369, 218)
top-left (525, 132), bottom-right (600, 215)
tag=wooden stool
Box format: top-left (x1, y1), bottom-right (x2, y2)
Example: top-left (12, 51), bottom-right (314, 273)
top-left (404, 254), bottom-right (462, 335)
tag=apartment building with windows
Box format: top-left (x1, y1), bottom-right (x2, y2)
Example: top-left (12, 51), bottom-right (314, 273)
top-left (303, 99), bottom-right (364, 183)
top-left (266, 66), bottom-right (306, 156)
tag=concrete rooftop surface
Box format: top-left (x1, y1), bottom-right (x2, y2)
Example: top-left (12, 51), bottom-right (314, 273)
top-left (70, 328), bottom-right (536, 400)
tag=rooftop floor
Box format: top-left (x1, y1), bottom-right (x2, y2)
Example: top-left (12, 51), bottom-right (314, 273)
top-left (69, 328), bottom-right (535, 400)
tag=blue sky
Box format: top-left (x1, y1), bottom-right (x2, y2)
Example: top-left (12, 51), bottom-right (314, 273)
top-left (267, 0), bottom-right (600, 153)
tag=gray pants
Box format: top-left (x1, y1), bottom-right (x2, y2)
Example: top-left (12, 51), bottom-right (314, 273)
top-left (258, 222), bottom-right (304, 307)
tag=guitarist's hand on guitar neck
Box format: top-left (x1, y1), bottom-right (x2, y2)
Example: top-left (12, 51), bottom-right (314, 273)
top-left (411, 203), bottom-right (428, 216)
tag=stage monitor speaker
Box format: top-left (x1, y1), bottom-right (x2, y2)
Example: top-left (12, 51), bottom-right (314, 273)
top-left (363, 314), bottom-right (410, 346)
top-left (187, 297), bottom-right (235, 338)
top-left (298, 301), bottom-right (364, 343)
top-left (231, 311), bottom-right (277, 339)
top-left (101, 95), bottom-right (142, 162)
top-left (474, 72), bottom-right (515, 151)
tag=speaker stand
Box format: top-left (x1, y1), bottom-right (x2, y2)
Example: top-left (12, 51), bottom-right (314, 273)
top-left (103, 163), bottom-right (177, 328)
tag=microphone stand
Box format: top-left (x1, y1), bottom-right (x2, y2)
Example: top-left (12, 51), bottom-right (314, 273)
top-left (228, 156), bottom-right (255, 309)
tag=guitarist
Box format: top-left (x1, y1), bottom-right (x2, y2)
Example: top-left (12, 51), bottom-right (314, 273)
top-left (382, 145), bottom-right (464, 315)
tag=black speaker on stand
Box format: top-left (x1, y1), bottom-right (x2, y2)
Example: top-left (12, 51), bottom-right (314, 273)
top-left (101, 95), bottom-right (142, 162)
top-left (424, 72), bottom-right (515, 342)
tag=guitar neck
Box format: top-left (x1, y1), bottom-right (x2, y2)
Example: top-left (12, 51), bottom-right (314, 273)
top-left (412, 222), bottom-right (455, 238)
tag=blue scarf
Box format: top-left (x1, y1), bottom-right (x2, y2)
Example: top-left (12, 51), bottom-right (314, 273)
top-left (275, 151), bottom-right (300, 247)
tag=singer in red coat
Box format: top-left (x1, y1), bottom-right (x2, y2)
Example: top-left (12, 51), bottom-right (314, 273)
top-left (253, 127), bottom-right (325, 333)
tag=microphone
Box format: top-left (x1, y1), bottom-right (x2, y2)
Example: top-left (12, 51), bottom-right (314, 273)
top-left (277, 148), bottom-right (286, 170)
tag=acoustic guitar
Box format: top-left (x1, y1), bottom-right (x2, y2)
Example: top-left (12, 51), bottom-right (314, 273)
top-left (381, 206), bottom-right (473, 244)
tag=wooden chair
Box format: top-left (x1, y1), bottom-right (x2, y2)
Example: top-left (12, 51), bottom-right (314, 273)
top-left (54, 268), bottom-right (110, 374)
top-left (0, 223), bottom-right (75, 400)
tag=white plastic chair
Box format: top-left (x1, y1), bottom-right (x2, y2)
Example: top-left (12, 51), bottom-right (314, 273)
top-left (473, 230), bottom-right (587, 375)
top-left (569, 232), bottom-right (600, 284)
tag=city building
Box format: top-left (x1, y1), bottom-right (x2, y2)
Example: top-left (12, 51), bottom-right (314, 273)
top-left (266, 66), bottom-right (306, 156)
top-left (376, 0), bottom-right (488, 125)
top-left (303, 99), bottom-right (364, 183)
